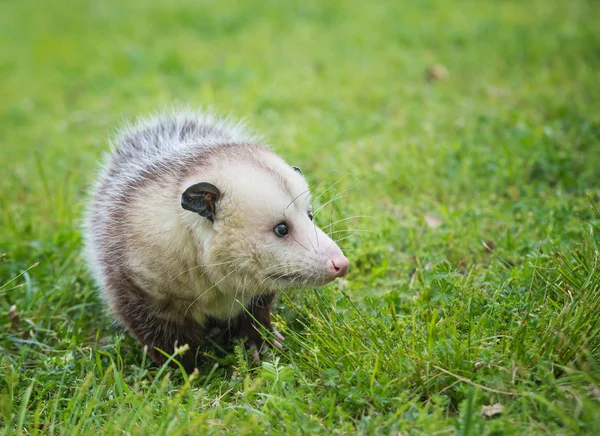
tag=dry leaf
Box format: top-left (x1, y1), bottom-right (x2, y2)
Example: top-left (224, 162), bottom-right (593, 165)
top-left (425, 64), bottom-right (448, 82)
top-left (424, 214), bottom-right (443, 229)
top-left (8, 305), bottom-right (19, 322)
top-left (483, 240), bottom-right (496, 252)
top-left (481, 403), bottom-right (504, 417)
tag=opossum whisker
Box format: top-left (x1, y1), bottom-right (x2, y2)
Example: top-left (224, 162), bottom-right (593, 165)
top-left (309, 176), bottom-right (326, 196)
top-left (327, 228), bottom-right (375, 235)
top-left (255, 258), bottom-right (306, 270)
top-left (320, 169), bottom-right (363, 182)
top-left (132, 245), bottom-right (237, 280)
top-left (333, 235), bottom-right (358, 245)
top-left (282, 203), bottom-right (312, 253)
top-left (313, 194), bottom-right (347, 220)
top-left (328, 189), bottom-right (336, 249)
top-left (228, 276), bottom-right (245, 330)
top-left (247, 277), bottom-right (265, 306)
top-left (256, 260), bottom-right (307, 278)
top-left (233, 272), bottom-right (270, 330)
top-left (184, 264), bottom-right (243, 316)
top-left (303, 172), bottom-right (362, 205)
top-left (313, 188), bottom-right (353, 217)
top-left (307, 235), bottom-right (317, 253)
top-left (325, 236), bottom-right (338, 253)
top-left (284, 188), bottom-right (313, 212)
top-left (283, 177), bottom-right (331, 213)
top-left (312, 173), bottom-right (363, 210)
top-left (271, 272), bottom-right (297, 285)
top-left (167, 259), bottom-right (238, 282)
top-left (232, 267), bottom-right (290, 321)
top-left (285, 173), bottom-right (356, 221)
top-left (289, 233), bottom-right (311, 252)
top-left (264, 261), bottom-right (308, 277)
top-left (321, 215), bottom-right (373, 230)
top-left (252, 265), bottom-right (298, 287)
top-left (312, 177), bottom-right (346, 204)
top-left (298, 268), bottom-right (318, 287)
top-left (256, 261), bottom-right (311, 287)
top-left (257, 266), bottom-right (299, 286)
top-left (271, 269), bottom-right (304, 287)
top-left (290, 266), bottom-right (320, 287)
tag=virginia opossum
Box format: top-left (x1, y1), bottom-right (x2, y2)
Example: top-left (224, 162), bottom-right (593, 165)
top-left (83, 110), bottom-right (349, 372)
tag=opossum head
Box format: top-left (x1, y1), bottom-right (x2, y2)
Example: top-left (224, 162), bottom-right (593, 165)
top-left (180, 146), bottom-right (349, 294)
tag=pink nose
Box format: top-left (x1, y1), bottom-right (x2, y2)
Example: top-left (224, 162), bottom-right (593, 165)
top-left (326, 255), bottom-right (350, 278)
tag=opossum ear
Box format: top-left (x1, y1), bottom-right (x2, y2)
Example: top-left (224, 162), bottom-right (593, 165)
top-left (181, 182), bottom-right (220, 223)
top-left (292, 166), bottom-right (302, 174)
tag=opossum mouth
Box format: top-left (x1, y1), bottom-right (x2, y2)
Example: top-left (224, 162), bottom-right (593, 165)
top-left (267, 271), bottom-right (306, 282)
top-left (266, 271), bottom-right (332, 286)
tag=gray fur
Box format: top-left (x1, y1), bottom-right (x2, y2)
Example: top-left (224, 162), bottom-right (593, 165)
top-left (83, 109), bottom-right (258, 292)
top-left (82, 109), bottom-right (348, 372)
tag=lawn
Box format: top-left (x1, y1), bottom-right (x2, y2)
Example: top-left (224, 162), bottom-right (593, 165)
top-left (1, 0), bottom-right (600, 433)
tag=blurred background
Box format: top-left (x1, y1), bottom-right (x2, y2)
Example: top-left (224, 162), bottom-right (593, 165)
top-left (2, 0), bottom-right (598, 244)
top-left (1, 0), bottom-right (599, 431)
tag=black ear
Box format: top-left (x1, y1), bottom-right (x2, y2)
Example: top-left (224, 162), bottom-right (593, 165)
top-left (181, 182), bottom-right (221, 222)
top-left (292, 166), bottom-right (302, 174)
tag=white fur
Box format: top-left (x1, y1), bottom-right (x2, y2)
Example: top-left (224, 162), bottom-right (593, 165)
top-left (83, 109), bottom-right (345, 327)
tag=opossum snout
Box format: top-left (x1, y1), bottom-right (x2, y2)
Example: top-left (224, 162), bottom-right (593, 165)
top-left (325, 245), bottom-right (350, 278)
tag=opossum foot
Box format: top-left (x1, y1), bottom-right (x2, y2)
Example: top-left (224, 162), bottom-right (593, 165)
top-left (245, 332), bottom-right (282, 361)
top-left (272, 328), bottom-right (285, 350)
top-left (247, 343), bottom-right (261, 362)
top-left (208, 327), bottom-right (222, 338)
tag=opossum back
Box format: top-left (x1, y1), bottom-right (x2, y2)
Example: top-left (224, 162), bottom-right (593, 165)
top-left (110, 109), bottom-right (260, 167)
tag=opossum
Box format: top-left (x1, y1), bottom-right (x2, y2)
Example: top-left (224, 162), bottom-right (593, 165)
top-left (83, 110), bottom-right (349, 372)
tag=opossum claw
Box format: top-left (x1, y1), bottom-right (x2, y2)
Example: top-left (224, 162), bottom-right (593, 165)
top-left (271, 328), bottom-right (285, 350)
top-left (246, 333), bottom-right (282, 361)
top-left (247, 343), bottom-right (261, 362)
top-left (273, 329), bottom-right (285, 343)
top-left (208, 327), bottom-right (222, 338)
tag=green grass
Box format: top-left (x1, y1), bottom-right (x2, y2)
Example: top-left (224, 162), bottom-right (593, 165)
top-left (1, 0), bottom-right (600, 433)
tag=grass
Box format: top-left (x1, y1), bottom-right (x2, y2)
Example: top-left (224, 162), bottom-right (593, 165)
top-left (1, 0), bottom-right (600, 433)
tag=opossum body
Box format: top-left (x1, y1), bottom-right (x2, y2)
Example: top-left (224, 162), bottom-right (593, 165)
top-left (83, 110), bottom-right (349, 372)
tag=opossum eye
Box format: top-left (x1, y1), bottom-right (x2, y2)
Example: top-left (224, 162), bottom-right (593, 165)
top-left (273, 222), bottom-right (289, 237)
top-left (308, 212), bottom-right (313, 221)
top-left (292, 166), bottom-right (302, 174)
